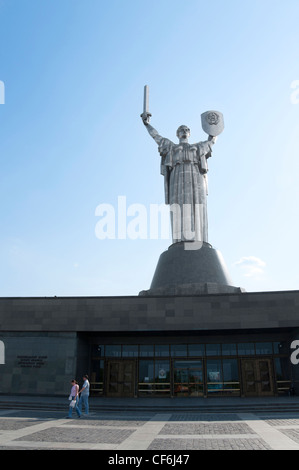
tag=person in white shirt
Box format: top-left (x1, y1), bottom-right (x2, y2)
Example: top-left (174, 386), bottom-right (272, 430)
top-left (78, 375), bottom-right (90, 415)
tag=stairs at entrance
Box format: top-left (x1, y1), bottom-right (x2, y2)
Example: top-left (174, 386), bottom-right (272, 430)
top-left (1, 396), bottom-right (299, 414)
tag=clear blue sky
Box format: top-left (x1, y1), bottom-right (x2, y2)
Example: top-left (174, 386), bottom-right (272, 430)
top-left (1, 0), bottom-right (299, 297)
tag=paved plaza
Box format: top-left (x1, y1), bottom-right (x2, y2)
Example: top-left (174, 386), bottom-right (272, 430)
top-left (2, 397), bottom-right (299, 451)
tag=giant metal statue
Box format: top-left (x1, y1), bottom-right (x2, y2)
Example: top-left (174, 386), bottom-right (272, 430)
top-left (141, 85), bottom-right (224, 245)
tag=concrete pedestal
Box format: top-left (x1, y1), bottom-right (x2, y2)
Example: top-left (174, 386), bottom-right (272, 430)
top-left (139, 242), bottom-right (244, 296)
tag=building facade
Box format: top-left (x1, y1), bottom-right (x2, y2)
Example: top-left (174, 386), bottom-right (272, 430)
top-left (0, 290), bottom-right (299, 398)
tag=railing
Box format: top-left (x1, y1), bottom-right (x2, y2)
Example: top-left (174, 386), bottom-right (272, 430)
top-left (207, 382), bottom-right (240, 394)
top-left (91, 380), bottom-right (293, 397)
top-left (138, 383), bottom-right (170, 395)
top-left (90, 382), bottom-right (104, 395)
top-left (277, 380), bottom-right (292, 394)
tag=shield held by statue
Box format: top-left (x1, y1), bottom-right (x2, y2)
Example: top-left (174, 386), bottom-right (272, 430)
top-left (201, 110), bottom-right (224, 137)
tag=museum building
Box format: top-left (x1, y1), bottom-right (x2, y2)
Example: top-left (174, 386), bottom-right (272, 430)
top-left (0, 286), bottom-right (299, 399)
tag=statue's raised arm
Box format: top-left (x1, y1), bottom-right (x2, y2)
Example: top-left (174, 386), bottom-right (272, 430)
top-left (140, 85), bottom-right (166, 146)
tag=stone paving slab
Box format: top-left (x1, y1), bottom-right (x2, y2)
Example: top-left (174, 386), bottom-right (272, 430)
top-left (2, 408), bottom-right (299, 452)
top-left (0, 416), bottom-right (47, 431)
top-left (148, 437), bottom-right (271, 450)
top-left (15, 426), bottom-right (134, 444)
top-left (169, 413), bottom-right (240, 421)
top-left (159, 422), bottom-right (255, 435)
top-left (278, 428), bottom-right (299, 444)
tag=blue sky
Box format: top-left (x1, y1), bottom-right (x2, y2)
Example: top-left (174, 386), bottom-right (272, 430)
top-left (0, 0), bottom-right (299, 297)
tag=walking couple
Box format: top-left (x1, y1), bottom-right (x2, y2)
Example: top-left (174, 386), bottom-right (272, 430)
top-left (67, 375), bottom-right (90, 418)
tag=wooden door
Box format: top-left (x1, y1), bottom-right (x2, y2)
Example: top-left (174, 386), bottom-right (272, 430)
top-left (256, 359), bottom-right (274, 396)
top-left (242, 358), bottom-right (274, 396)
top-left (106, 360), bottom-right (136, 397)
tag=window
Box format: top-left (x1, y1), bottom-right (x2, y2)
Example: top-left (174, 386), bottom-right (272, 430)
top-left (90, 359), bottom-right (104, 395)
top-left (105, 345), bottom-right (121, 357)
top-left (138, 360), bottom-right (154, 396)
top-left (207, 359), bottom-right (240, 395)
top-left (138, 359), bottom-right (170, 396)
top-left (256, 343), bottom-right (273, 355)
top-left (222, 359), bottom-right (239, 393)
top-left (222, 359), bottom-right (238, 381)
top-left (188, 344), bottom-right (205, 357)
top-left (155, 345), bottom-right (170, 357)
top-left (173, 360), bottom-right (203, 397)
top-left (171, 344), bottom-right (187, 357)
top-left (222, 344), bottom-right (237, 356)
top-left (155, 361), bottom-right (170, 382)
top-left (155, 360), bottom-right (170, 395)
top-left (122, 345), bottom-right (138, 357)
top-left (207, 359), bottom-right (222, 392)
top-left (275, 357), bottom-right (292, 395)
top-left (139, 345), bottom-right (154, 357)
top-left (206, 344), bottom-right (221, 356)
top-left (238, 343), bottom-right (255, 355)
top-left (275, 357), bottom-right (291, 381)
top-left (139, 360), bottom-right (154, 383)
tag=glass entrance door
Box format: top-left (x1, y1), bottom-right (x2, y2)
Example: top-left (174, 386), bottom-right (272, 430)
top-left (106, 360), bottom-right (136, 397)
top-left (241, 358), bottom-right (274, 396)
top-left (173, 360), bottom-right (204, 397)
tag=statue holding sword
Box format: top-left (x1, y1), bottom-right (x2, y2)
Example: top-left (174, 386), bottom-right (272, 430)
top-left (141, 85), bottom-right (224, 244)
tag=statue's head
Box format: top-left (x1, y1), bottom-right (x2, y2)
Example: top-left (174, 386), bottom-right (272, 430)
top-left (176, 125), bottom-right (190, 140)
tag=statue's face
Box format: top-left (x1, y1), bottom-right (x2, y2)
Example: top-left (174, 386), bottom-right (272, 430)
top-left (177, 126), bottom-right (190, 140)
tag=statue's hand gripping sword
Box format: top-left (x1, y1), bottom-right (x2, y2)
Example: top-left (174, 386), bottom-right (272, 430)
top-left (140, 85), bottom-right (151, 125)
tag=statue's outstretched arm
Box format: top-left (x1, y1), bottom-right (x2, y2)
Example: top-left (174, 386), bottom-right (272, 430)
top-left (198, 136), bottom-right (217, 173)
top-left (200, 135), bottom-right (217, 161)
top-left (141, 115), bottom-right (164, 145)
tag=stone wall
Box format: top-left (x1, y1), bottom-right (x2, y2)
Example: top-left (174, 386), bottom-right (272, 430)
top-left (0, 290), bottom-right (299, 333)
top-left (0, 332), bottom-right (77, 395)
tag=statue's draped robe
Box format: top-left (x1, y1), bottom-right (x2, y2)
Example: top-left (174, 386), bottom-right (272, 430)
top-left (147, 125), bottom-right (213, 243)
